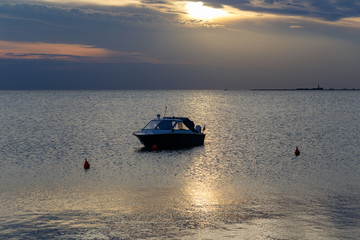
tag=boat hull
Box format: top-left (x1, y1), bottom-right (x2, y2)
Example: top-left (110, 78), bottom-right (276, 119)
top-left (134, 133), bottom-right (205, 149)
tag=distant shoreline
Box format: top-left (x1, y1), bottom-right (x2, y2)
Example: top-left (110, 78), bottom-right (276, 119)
top-left (251, 88), bottom-right (360, 91)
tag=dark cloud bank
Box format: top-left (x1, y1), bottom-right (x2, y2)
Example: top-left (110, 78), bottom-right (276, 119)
top-left (205, 0), bottom-right (360, 21)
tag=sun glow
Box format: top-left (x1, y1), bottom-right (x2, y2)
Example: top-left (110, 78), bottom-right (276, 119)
top-left (186, 2), bottom-right (227, 20)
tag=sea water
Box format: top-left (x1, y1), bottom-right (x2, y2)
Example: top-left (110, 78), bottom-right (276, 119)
top-left (0, 90), bottom-right (359, 239)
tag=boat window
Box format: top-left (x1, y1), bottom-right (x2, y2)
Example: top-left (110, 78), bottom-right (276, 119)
top-left (173, 121), bottom-right (189, 130)
top-left (143, 120), bottom-right (160, 129)
top-left (156, 120), bottom-right (174, 130)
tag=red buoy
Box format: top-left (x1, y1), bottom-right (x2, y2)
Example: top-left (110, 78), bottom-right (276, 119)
top-left (295, 147), bottom-right (300, 156)
top-left (84, 158), bottom-right (90, 169)
top-left (152, 144), bottom-right (158, 151)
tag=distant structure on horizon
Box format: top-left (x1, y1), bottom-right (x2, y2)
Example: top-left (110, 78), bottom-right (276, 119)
top-left (296, 84), bottom-right (324, 91)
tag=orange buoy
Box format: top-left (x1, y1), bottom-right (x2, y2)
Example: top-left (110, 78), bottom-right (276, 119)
top-left (152, 144), bottom-right (158, 151)
top-left (295, 147), bottom-right (300, 156)
top-left (84, 158), bottom-right (90, 169)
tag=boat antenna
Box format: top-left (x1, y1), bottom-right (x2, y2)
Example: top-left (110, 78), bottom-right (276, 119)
top-left (164, 106), bottom-right (167, 117)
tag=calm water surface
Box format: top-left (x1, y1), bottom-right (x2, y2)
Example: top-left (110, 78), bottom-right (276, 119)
top-left (0, 90), bottom-right (359, 239)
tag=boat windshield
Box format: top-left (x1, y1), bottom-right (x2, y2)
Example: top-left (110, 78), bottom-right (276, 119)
top-left (143, 120), bottom-right (160, 130)
top-left (156, 120), bottom-right (175, 130)
top-left (143, 120), bottom-right (177, 130)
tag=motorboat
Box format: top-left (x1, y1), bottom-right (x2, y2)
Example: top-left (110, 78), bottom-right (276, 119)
top-left (133, 115), bottom-right (205, 149)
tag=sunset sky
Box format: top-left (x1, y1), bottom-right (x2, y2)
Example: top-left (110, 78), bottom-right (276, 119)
top-left (1, 0), bottom-right (360, 89)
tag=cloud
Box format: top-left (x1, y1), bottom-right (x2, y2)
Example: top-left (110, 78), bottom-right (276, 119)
top-left (0, 2), bottom-right (172, 27)
top-left (45, 0), bottom-right (141, 6)
top-left (206, 0), bottom-right (360, 21)
top-left (3, 0), bottom-right (140, 7)
top-left (0, 41), bottom-right (162, 63)
top-left (290, 24), bottom-right (303, 29)
top-left (186, 0), bottom-right (360, 26)
top-left (2, 0), bottom-right (360, 32)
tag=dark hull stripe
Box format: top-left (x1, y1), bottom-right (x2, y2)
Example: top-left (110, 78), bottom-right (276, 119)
top-left (135, 133), bottom-right (205, 149)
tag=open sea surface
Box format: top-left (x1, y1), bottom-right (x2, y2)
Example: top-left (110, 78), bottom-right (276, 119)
top-left (0, 90), bottom-right (359, 239)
